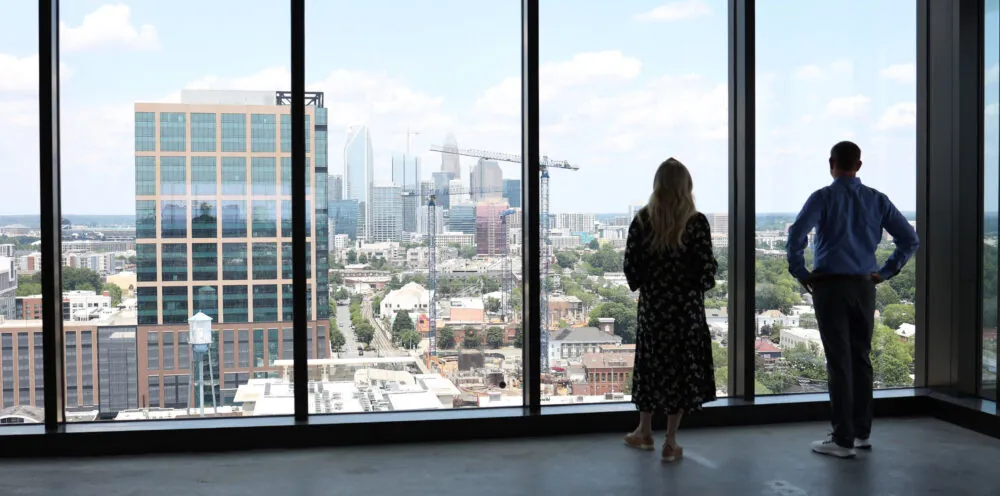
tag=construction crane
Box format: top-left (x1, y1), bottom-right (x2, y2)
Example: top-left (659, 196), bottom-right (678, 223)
top-left (499, 208), bottom-right (517, 321)
top-left (427, 194), bottom-right (438, 361)
top-left (430, 145), bottom-right (579, 370)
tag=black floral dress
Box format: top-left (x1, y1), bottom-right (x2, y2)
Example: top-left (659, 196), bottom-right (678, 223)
top-left (625, 210), bottom-right (718, 414)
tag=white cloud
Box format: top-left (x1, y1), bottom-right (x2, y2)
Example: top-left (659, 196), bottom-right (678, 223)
top-left (634, 0), bottom-right (712, 22)
top-left (875, 102), bottom-right (916, 130)
top-left (794, 65), bottom-right (823, 80)
top-left (0, 53), bottom-right (73, 92)
top-left (880, 63), bottom-right (916, 85)
top-left (988, 63), bottom-right (1000, 84)
top-left (826, 94), bottom-right (871, 117)
top-left (475, 50), bottom-right (641, 117)
top-left (61, 4), bottom-right (159, 52)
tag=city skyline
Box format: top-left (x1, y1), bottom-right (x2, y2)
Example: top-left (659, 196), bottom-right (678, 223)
top-left (0, 0), bottom-right (973, 217)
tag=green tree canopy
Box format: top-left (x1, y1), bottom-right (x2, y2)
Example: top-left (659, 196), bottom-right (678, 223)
top-left (62, 267), bottom-right (104, 293)
top-left (875, 283), bottom-right (900, 312)
top-left (881, 303), bottom-right (915, 331)
top-left (346, 249), bottom-right (357, 264)
top-left (588, 301), bottom-right (638, 344)
top-left (102, 283), bottom-right (123, 306)
top-left (392, 310), bottom-right (415, 341)
top-left (588, 239), bottom-right (600, 250)
top-left (438, 327), bottom-right (456, 349)
top-left (485, 297), bottom-right (501, 313)
top-left (329, 326), bottom-right (346, 352)
top-left (513, 326), bottom-right (522, 348)
top-left (486, 326), bottom-right (505, 349)
top-left (355, 322), bottom-right (375, 346)
top-left (400, 330), bottom-right (421, 349)
top-left (463, 327), bottom-right (482, 348)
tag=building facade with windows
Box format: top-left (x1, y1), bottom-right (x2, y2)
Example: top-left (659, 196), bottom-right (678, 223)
top-left (344, 125), bottom-right (373, 240)
top-left (133, 90), bottom-right (331, 410)
top-left (0, 257), bottom-right (16, 320)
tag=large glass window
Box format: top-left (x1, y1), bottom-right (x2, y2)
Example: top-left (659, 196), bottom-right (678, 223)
top-left (191, 113), bottom-right (217, 152)
top-left (192, 200), bottom-right (218, 238)
top-left (983, 0), bottom-right (999, 401)
top-left (192, 243), bottom-right (219, 281)
top-left (191, 157), bottom-right (217, 196)
top-left (222, 113), bottom-right (247, 153)
top-left (135, 111), bottom-right (156, 152)
top-left (281, 242), bottom-right (311, 280)
top-left (160, 157), bottom-right (187, 196)
top-left (161, 243), bottom-right (188, 282)
top-left (136, 200), bottom-right (157, 239)
top-left (252, 157), bottom-right (277, 196)
top-left (136, 244), bottom-right (158, 282)
top-left (136, 157), bottom-right (156, 195)
top-left (161, 200), bottom-right (188, 238)
top-left (193, 285), bottom-right (219, 322)
top-left (253, 285), bottom-right (279, 322)
top-left (137, 288), bottom-right (159, 326)
top-left (160, 112), bottom-right (187, 152)
top-left (252, 242), bottom-right (278, 280)
top-left (251, 114), bottom-right (277, 153)
top-left (222, 157), bottom-right (247, 196)
top-left (755, 1), bottom-right (917, 394)
top-left (162, 287), bottom-right (189, 325)
top-left (221, 200), bottom-right (248, 238)
top-left (223, 243), bottom-right (248, 281)
top-left (538, 1), bottom-right (727, 402)
top-left (224, 286), bottom-right (250, 323)
top-left (252, 200), bottom-right (278, 237)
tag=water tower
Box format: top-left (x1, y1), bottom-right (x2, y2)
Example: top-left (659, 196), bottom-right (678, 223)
top-left (187, 312), bottom-right (218, 417)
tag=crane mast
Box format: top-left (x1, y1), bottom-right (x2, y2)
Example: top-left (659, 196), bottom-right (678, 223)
top-left (429, 145), bottom-right (579, 373)
top-left (428, 194), bottom-right (438, 358)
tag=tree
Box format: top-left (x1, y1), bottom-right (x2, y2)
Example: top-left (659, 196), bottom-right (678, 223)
top-left (485, 297), bottom-right (501, 313)
top-left (588, 301), bottom-right (638, 344)
top-left (758, 369), bottom-right (797, 394)
top-left (875, 283), bottom-right (901, 312)
top-left (459, 245), bottom-right (478, 259)
top-left (334, 287), bottom-right (350, 301)
top-left (330, 271), bottom-right (344, 284)
top-left (555, 251), bottom-right (579, 269)
top-left (392, 311), bottom-right (415, 342)
top-left (486, 326), bottom-right (505, 349)
top-left (346, 249), bottom-right (357, 264)
top-left (588, 239), bottom-right (600, 250)
top-left (871, 323), bottom-right (914, 387)
top-left (358, 253), bottom-right (369, 264)
top-left (62, 267), bottom-right (104, 292)
top-left (463, 327), bottom-right (482, 348)
top-left (438, 327), bottom-right (456, 349)
top-left (513, 326), bottom-right (522, 348)
top-left (329, 326), bottom-right (346, 352)
top-left (102, 283), bottom-right (123, 306)
top-left (784, 342), bottom-right (828, 383)
top-left (881, 303), bottom-right (915, 331)
top-left (372, 295), bottom-right (384, 316)
top-left (755, 282), bottom-right (800, 314)
top-left (355, 322), bottom-right (375, 346)
top-left (399, 330), bottom-right (421, 349)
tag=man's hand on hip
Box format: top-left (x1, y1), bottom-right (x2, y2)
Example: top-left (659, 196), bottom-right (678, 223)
top-left (798, 276), bottom-right (815, 294)
top-left (870, 272), bottom-right (884, 284)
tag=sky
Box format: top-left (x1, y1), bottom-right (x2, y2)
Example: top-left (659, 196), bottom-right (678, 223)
top-left (0, 0), bottom-right (996, 217)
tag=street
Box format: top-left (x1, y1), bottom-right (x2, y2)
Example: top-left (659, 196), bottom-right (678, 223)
top-left (334, 303), bottom-right (359, 358)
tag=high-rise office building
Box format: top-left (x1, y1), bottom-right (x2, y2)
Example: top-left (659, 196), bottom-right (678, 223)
top-left (329, 174), bottom-right (343, 201)
top-left (133, 90), bottom-right (330, 410)
top-left (344, 125), bottom-right (373, 240)
top-left (432, 171), bottom-right (455, 209)
top-left (330, 199), bottom-right (360, 240)
top-left (558, 213), bottom-right (596, 234)
top-left (475, 199), bottom-right (510, 256)
top-left (707, 213), bottom-right (729, 235)
top-left (0, 257), bottom-right (16, 320)
top-left (98, 326), bottom-right (139, 416)
top-left (502, 179), bottom-right (521, 209)
top-left (449, 178), bottom-right (470, 204)
top-left (401, 191), bottom-right (419, 234)
top-left (391, 154), bottom-right (421, 193)
top-left (371, 185), bottom-right (403, 242)
top-left (449, 201), bottom-right (476, 235)
top-left (417, 205), bottom-right (445, 235)
top-left (440, 133), bottom-right (461, 179)
top-left (470, 158), bottom-right (503, 202)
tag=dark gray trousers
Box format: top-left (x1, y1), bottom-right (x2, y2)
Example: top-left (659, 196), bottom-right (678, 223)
top-left (812, 276), bottom-right (876, 448)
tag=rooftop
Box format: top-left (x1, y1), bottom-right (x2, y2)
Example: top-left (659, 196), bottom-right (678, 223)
top-left (581, 353), bottom-right (635, 369)
top-left (549, 326), bottom-right (621, 344)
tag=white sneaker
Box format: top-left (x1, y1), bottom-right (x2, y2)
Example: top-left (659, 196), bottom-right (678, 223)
top-left (811, 436), bottom-right (857, 458)
top-left (854, 438), bottom-right (871, 450)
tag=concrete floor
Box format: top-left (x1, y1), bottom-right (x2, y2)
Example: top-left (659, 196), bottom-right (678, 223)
top-left (2, 418), bottom-right (998, 496)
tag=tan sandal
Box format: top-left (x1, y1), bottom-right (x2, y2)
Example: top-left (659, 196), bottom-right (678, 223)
top-left (661, 443), bottom-right (684, 462)
top-left (624, 433), bottom-right (655, 451)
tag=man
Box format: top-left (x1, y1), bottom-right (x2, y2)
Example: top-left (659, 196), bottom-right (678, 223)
top-left (786, 141), bottom-right (919, 458)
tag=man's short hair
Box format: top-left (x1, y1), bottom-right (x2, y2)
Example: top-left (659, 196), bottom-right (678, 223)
top-left (830, 141), bottom-right (862, 170)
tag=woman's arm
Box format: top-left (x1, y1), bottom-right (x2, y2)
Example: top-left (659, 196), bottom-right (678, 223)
top-left (691, 214), bottom-right (718, 291)
top-left (624, 215), bottom-right (645, 291)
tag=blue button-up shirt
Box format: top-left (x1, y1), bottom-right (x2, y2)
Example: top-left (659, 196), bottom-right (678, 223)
top-left (787, 177), bottom-right (919, 281)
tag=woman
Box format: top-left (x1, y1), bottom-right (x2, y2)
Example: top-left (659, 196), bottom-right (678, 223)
top-left (622, 157), bottom-right (718, 462)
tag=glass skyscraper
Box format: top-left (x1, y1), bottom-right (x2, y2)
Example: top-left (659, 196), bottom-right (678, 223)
top-left (502, 179), bottom-right (521, 209)
top-left (371, 185), bottom-right (403, 242)
top-left (344, 125), bottom-right (373, 240)
top-left (133, 89), bottom-right (330, 409)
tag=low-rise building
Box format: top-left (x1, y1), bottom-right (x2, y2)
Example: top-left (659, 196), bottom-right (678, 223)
top-left (573, 352), bottom-right (635, 396)
top-left (549, 294), bottom-right (585, 324)
top-left (548, 325), bottom-right (622, 362)
top-left (780, 327), bottom-right (823, 352)
top-left (380, 282), bottom-right (429, 316)
top-left (754, 338), bottom-right (782, 360)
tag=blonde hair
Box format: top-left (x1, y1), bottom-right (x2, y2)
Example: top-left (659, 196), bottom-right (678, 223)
top-left (643, 157), bottom-right (697, 251)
